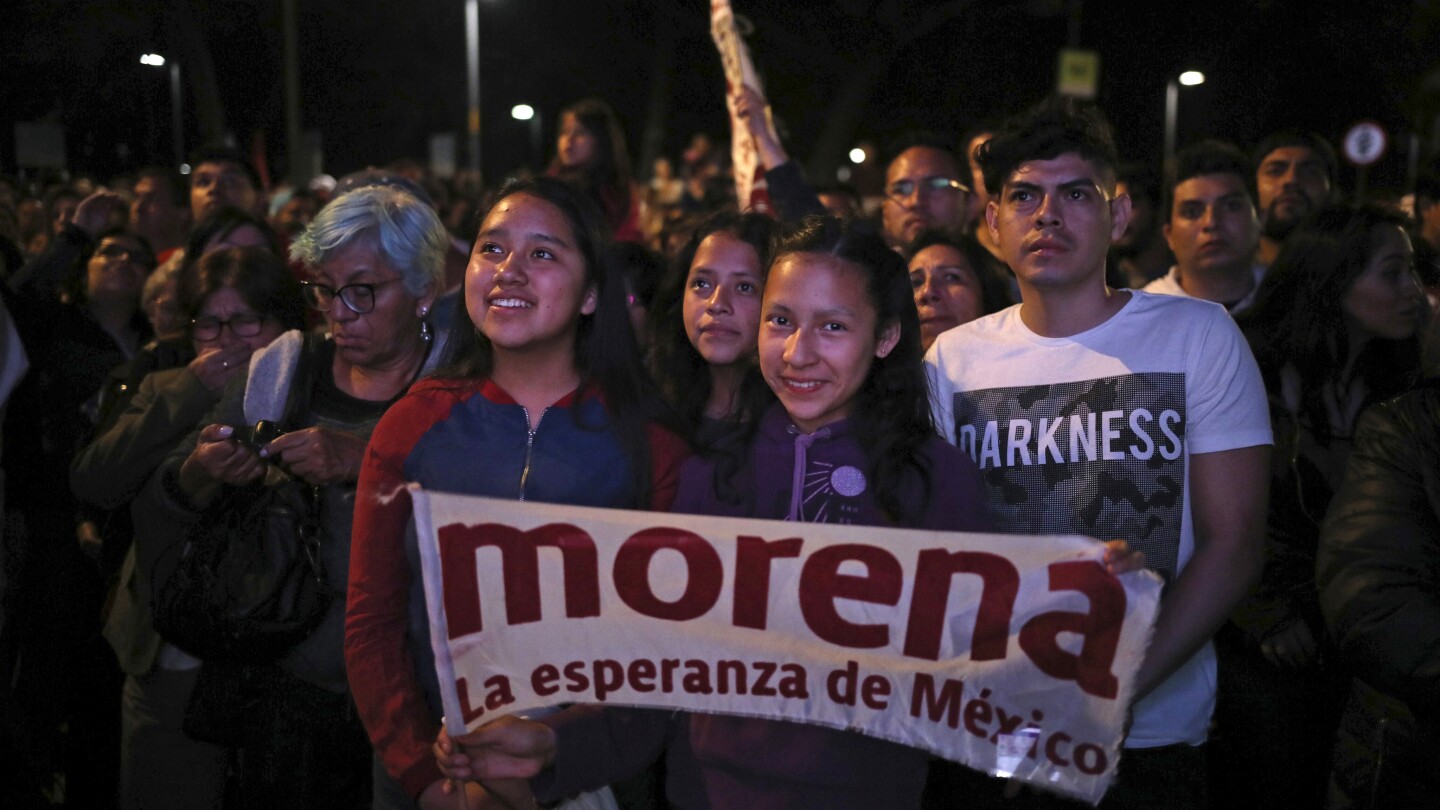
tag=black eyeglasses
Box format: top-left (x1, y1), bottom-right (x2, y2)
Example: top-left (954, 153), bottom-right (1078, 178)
top-left (885, 177), bottom-right (968, 201)
top-left (301, 278), bottom-right (402, 314)
top-left (191, 313), bottom-right (266, 341)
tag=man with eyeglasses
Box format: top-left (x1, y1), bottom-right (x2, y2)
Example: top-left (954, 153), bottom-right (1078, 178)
top-left (881, 134), bottom-right (970, 251)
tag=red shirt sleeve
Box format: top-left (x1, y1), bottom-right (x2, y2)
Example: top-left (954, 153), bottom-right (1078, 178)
top-left (646, 423), bottom-right (690, 513)
top-left (344, 385), bottom-right (453, 798)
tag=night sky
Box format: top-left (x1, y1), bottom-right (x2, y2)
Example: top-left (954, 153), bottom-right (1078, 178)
top-left (4, 0), bottom-right (1438, 194)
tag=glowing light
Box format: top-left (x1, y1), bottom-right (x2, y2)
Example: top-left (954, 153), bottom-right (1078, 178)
top-left (849, 147), bottom-right (867, 164)
top-left (1179, 71), bottom-right (1205, 86)
top-left (511, 104), bottom-right (535, 121)
top-left (140, 53), bottom-right (166, 66)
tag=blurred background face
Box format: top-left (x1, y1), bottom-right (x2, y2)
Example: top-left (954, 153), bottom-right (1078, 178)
top-left (86, 235), bottom-right (151, 302)
top-left (1163, 173), bottom-right (1260, 274)
top-left (882, 146), bottom-right (967, 248)
top-left (557, 113), bottom-right (598, 169)
top-left (145, 273), bottom-right (185, 340)
top-left (190, 160), bottom-right (259, 221)
top-left (190, 286), bottom-right (287, 355)
top-left (1343, 224), bottom-right (1426, 343)
top-left (1256, 146), bottom-right (1331, 238)
top-left (131, 176), bottom-right (186, 236)
top-left (909, 243), bottom-right (983, 349)
top-left (51, 194), bottom-right (79, 235)
top-left (275, 195), bottom-right (319, 236)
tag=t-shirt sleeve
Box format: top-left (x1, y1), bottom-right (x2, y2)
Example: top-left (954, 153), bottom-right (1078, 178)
top-left (1185, 308), bottom-right (1272, 455)
top-left (924, 338), bottom-right (958, 446)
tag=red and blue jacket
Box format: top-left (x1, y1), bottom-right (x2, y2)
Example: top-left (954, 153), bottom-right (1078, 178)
top-left (345, 375), bottom-right (687, 799)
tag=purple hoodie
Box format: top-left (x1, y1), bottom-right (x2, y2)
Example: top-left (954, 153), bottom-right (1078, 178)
top-left (534, 405), bottom-right (992, 809)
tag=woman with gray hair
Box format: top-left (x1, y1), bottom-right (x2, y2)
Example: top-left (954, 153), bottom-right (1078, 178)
top-left (135, 184), bottom-right (449, 807)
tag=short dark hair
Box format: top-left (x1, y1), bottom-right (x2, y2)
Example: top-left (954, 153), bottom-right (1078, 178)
top-left (959, 121), bottom-right (1001, 172)
top-left (187, 145), bottom-right (262, 191)
top-left (1166, 140), bottom-right (1254, 222)
top-left (883, 131), bottom-right (961, 176)
top-left (975, 97), bottom-right (1119, 198)
top-left (1250, 130), bottom-right (1339, 190)
top-left (179, 246), bottom-right (304, 331)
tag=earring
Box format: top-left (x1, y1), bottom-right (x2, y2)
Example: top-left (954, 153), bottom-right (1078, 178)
top-left (421, 319), bottom-right (432, 342)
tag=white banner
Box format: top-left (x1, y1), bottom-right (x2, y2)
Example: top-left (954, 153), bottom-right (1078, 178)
top-left (413, 487), bottom-right (1163, 804)
top-left (710, 0), bottom-right (771, 213)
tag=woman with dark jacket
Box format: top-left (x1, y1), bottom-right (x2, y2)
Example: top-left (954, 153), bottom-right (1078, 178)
top-left (71, 246), bottom-right (302, 809)
top-left (1317, 382), bottom-right (1440, 808)
top-left (1212, 204), bottom-right (1428, 807)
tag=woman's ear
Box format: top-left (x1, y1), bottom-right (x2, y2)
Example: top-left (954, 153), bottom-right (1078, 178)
top-left (415, 276), bottom-right (441, 318)
top-left (581, 283), bottom-right (598, 316)
top-left (875, 320), bottom-right (901, 358)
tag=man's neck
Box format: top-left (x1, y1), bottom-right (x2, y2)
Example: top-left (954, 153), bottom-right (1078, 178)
top-left (1175, 261), bottom-right (1255, 307)
top-left (1018, 282), bottom-right (1131, 338)
top-left (1258, 236), bottom-right (1282, 268)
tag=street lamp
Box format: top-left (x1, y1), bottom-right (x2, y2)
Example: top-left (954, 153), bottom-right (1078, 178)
top-left (511, 104), bottom-right (542, 169)
top-left (141, 53), bottom-right (184, 172)
top-left (1164, 70), bottom-right (1205, 173)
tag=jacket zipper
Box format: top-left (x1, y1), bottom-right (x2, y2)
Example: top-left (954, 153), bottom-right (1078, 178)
top-left (518, 406), bottom-right (545, 501)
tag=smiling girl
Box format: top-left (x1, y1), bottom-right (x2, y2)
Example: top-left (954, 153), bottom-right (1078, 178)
top-left (432, 218), bottom-right (1006, 808)
top-left (345, 177), bottom-right (686, 809)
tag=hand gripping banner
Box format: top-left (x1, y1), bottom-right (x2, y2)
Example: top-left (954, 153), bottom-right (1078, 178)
top-left (411, 487), bottom-right (1162, 804)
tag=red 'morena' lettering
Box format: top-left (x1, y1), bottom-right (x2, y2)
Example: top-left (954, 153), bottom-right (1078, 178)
top-left (733, 535), bottom-right (803, 630)
top-left (903, 549), bottom-right (1019, 661)
top-left (441, 522), bottom-right (600, 639)
top-left (1018, 560), bottom-right (1125, 699)
top-left (614, 527), bottom-right (723, 621)
top-left (799, 544), bottom-right (901, 648)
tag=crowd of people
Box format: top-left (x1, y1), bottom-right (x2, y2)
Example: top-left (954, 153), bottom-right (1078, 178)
top-left (0, 87), bottom-right (1436, 810)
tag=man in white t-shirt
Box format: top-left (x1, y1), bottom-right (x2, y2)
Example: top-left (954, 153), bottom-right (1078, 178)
top-left (925, 99), bottom-right (1271, 809)
top-left (1143, 140), bottom-right (1264, 314)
